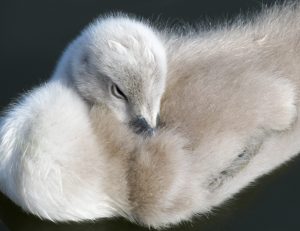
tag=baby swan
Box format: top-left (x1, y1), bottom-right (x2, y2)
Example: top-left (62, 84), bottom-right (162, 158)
top-left (1, 4), bottom-right (300, 228)
top-left (52, 16), bottom-right (167, 136)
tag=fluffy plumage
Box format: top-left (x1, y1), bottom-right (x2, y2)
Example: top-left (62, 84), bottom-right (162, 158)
top-left (1, 2), bottom-right (300, 228)
top-left (52, 16), bottom-right (167, 133)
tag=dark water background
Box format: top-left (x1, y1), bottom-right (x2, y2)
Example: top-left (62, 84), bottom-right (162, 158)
top-left (0, 0), bottom-right (300, 230)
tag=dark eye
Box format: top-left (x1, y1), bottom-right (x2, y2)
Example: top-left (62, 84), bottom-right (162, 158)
top-left (110, 83), bottom-right (127, 100)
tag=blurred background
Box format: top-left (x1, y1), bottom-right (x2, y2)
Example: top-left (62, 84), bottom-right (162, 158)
top-left (0, 0), bottom-right (299, 230)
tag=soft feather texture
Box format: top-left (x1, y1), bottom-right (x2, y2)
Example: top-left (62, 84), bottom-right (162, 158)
top-left (1, 2), bottom-right (300, 228)
top-left (52, 15), bottom-right (167, 128)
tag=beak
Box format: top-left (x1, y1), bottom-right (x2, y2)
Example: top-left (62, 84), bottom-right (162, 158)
top-left (129, 116), bottom-right (155, 137)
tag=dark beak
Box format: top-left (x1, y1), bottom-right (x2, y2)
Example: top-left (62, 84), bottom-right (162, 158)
top-left (129, 117), bottom-right (155, 137)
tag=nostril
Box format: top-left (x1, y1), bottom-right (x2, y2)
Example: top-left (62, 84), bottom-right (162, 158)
top-left (129, 117), bottom-right (155, 137)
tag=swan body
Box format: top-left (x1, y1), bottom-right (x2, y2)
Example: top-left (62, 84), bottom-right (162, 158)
top-left (0, 3), bottom-right (300, 228)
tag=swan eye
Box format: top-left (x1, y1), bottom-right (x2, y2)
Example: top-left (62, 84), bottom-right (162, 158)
top-left (111, 83), bottom-right (127, 100)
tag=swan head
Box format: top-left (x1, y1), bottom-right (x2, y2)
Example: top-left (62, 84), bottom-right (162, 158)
top-left (67, 16), bottom-right (167, 136)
